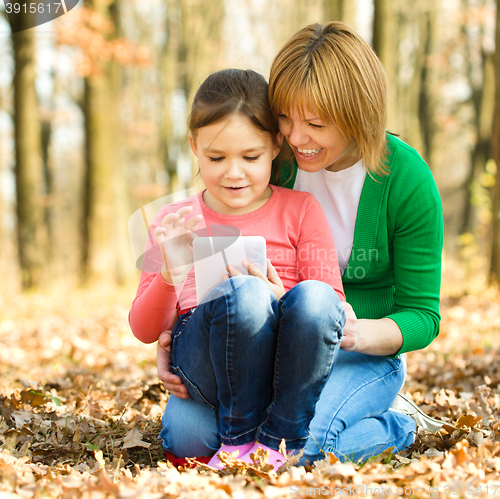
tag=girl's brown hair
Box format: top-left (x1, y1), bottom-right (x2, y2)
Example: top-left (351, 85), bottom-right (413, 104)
top-left (189, 69), bottom-right (280, 150)
top-left (269, 22), bottom-right (389, 174)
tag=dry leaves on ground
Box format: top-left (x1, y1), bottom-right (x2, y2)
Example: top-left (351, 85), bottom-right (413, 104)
top-left (1, 285), bottom-right (500, 497)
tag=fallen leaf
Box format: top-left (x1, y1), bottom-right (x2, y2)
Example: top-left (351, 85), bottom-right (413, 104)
top-left (122, 427), bottom-right (151, 449)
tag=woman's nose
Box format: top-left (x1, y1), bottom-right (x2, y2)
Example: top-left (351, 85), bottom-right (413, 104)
top-left (286, 123), bottom-right (307, 146)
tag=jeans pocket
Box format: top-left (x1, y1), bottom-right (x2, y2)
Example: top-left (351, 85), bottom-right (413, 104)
top-left (171, 365), bottom-right (215, 410)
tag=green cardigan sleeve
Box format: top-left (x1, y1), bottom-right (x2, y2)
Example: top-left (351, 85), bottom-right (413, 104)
top-left (386, 168), bottom-right (443, 355)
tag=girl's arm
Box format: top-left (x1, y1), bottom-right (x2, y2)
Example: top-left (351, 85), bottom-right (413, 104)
top-left (129, 206), bottom-right (202, 344)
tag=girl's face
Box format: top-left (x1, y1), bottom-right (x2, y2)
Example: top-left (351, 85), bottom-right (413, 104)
top-left (189, 114), bottom-right (281, 215)
top-left (278, 107), bottom-right (359, 173)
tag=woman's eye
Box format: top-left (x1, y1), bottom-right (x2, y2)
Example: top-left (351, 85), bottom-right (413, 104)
top-left (244, 156), bottom-right (260, 161)
top-left (309, 123), bottom-right (324, 129)
top-left (208, 157), bottom-right (224, 162)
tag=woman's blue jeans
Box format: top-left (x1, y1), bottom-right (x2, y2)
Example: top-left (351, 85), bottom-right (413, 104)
top-left (166, 276), bottom-right (345, 450)
top-left (160, 276), bottom-right (416, 463)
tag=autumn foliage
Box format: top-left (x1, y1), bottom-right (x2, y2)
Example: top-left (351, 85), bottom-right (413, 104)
top-left (1, 286), bottom-right (500, 497)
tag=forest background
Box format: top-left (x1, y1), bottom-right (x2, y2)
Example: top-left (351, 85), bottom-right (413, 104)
top-left (1, 0), bottom-right (500, 294)
top-left (2, 0), bottom-right (500, 496)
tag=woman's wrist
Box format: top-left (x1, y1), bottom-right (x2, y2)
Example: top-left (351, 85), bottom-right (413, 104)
top-left (356, 318), bottom-right (403, 356)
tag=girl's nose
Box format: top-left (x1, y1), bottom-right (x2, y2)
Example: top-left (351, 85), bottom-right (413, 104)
top-left (225, 160), bottom-right (245, 178)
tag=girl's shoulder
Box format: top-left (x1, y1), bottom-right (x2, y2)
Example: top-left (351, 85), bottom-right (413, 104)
top-left (271, 184), bottom-right (318, 204)
top-left (272, 184), bottom-right (313, 200)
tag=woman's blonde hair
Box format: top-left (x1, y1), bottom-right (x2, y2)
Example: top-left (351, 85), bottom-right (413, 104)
top-left (269, 22), bottom-right (389, 174)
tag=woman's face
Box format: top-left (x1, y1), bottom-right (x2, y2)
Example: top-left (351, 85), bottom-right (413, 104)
top-left (278, 107), bottom-right (359, 173)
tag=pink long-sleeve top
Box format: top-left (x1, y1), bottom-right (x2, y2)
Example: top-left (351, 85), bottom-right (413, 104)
top-left (129, 185), bottom-right (345, 343)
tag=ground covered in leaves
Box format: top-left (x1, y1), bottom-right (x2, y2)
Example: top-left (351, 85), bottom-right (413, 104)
top-left (1, 281), bottom-right (500, 498)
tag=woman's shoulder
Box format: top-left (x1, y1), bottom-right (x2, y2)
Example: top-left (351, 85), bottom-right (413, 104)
top-left (384, 133), bottom-right (432, 183)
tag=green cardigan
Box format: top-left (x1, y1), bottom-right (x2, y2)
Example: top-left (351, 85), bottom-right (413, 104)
top-left (276, 133), bottom-right (443, 356)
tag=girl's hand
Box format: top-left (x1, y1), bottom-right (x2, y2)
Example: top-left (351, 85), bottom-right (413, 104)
top-left (153, 206), bottom-right (203, 284)
top-left (157, 329), bottom-right (189, 399)
top-left (226, 258), bottom-right (286, 300)
top-left (340, 302), bottom-right (359, 351)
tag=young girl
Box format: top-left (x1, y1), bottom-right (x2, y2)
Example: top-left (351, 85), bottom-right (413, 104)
top-left (129, 69), bottom-right (346, 470)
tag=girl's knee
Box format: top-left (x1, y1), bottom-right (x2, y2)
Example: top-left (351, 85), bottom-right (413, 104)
top-left (224, 276), bottom-right (275, 314)
top-left (282, 281), bottom-right (344, 332)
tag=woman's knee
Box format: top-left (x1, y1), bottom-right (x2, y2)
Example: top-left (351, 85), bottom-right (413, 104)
top-left (160, 396), bottom-right (219, 457)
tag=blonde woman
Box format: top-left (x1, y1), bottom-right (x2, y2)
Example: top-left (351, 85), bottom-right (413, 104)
top-left (157, 22), bottom-right (443, 466)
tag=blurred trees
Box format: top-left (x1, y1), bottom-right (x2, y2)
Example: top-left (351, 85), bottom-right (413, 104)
top-left (1, 0), bottom-right (499, 292)
top-left (491, 0), bottom-right (500, 281)
top-left (12, 17), bottom-right (48, 289)
top-left (324, 0), bottom-right (355, 26)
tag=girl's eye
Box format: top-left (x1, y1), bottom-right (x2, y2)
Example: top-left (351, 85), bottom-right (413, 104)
top-left (208, 157), bottom-right (224, 162)
top-left (244, 156), bottom-right (260, 161)
top-left (309, 123), bottom-right (324, 129)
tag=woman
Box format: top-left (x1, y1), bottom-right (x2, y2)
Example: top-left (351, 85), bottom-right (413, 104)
top-left (157, 21), bottom-right (443, 465)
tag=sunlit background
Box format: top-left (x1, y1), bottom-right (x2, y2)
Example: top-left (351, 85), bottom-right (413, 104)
top-left (0, 0), bottom-right (498, 294)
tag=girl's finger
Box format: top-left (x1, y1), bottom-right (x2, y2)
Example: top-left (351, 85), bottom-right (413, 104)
top-left (161, 212), bottom-right (180, 227)
top-left (176, 206), bottom-right (193, 217)
top-left (173, 206), bottom-right (193, 226)
top-left (185, 214), bottom-right (203, 231)
top-left (154, 226), bottom-right (167, 237)
top-left (226, 264), bottom-right (243, 277)
top-left (266, 259), bottom-right (282, 286)
top-left (242, 260), bottom-right (267, 280)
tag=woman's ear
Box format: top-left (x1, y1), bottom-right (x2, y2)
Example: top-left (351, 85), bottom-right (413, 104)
top-left (188, 132), bottom-right (199, 157)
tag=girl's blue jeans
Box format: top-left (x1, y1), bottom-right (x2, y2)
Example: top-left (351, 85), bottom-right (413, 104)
top-left (160, 276), bottom-right (416, 463)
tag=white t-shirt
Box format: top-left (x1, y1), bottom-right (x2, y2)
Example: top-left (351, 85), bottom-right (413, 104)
top-left (294, 160), bottom-right (366, 274)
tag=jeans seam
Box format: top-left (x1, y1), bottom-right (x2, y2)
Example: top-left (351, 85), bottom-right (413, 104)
top-left (171, 365), bottom-right (215, 410)
top-left (255, 299), bottom-right (284, 438)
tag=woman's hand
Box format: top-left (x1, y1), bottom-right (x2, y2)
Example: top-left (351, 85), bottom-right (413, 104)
top-left (153, 206), bottom-right (203, 284)
top-left (340, 303), bottom-right (403, 355)
top-left (157, 329), bottom-right (190, 399)
top-left (226, 258), bottom-right (286, 300)
top-left (340, 301), bottom-right (359, 351)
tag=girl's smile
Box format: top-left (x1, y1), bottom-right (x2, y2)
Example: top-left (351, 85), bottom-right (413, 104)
top-left (189, 114), bottom-right (281, 215)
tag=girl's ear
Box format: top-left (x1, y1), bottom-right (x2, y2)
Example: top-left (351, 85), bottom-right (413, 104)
top-left (272, 133), bottom-right (284, 160)
top-left (188, 132), bottom-right (199, 157)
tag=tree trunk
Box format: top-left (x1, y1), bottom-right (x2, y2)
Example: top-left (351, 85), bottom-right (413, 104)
top-left (160, 0), bottom-right (182, 195)
top-left (323, 0), bottom-right (355, 26)
top-left (460, 0), bottom-right (494, 234)
top-left (417, 3), bottom-right (438, 166)
top-left (12, 19), bottom-right (47, 290)
top-left (175, 0), bottom-right (225, 182)
top-left (489, 0), bottom-right (500, 282)
top-left (82, 0), bottom-right (126, 286)
top-left (373, 0), bottom-right (399, 131)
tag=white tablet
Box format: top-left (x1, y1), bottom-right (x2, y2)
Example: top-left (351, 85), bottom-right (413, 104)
top-left (193, 236), bottom-right (267, 304)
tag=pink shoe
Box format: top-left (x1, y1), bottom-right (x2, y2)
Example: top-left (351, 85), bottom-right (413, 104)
top-left (207, 442), bottom-right (254, 469)
top-left (240, 442), bottom-right (287, 471)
